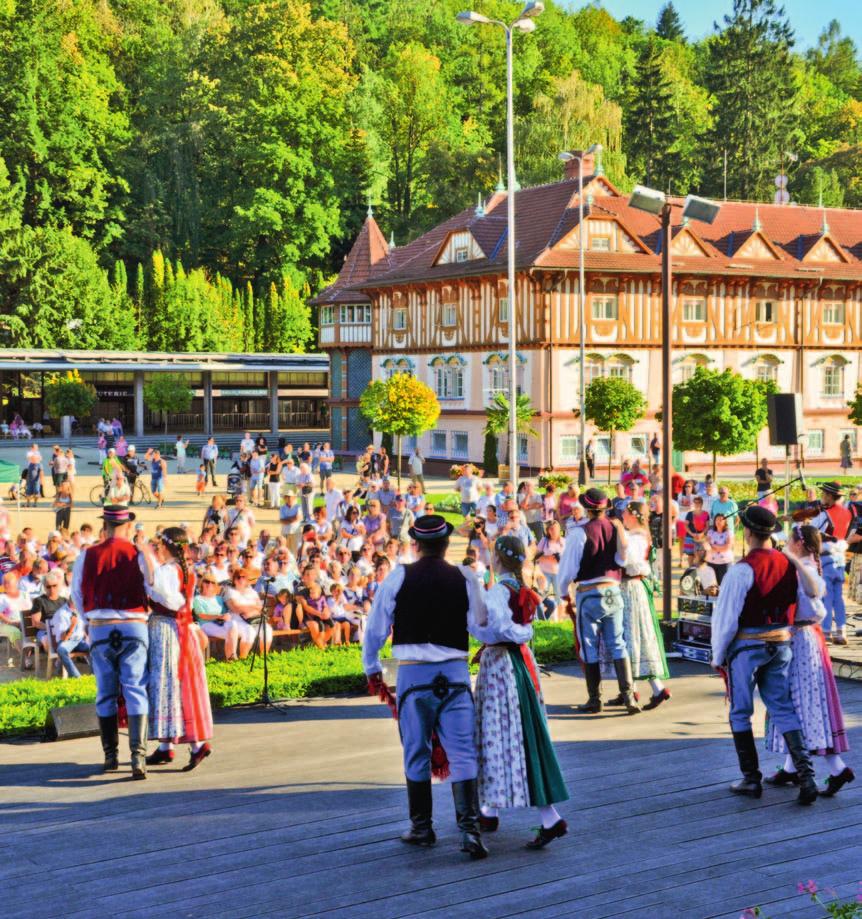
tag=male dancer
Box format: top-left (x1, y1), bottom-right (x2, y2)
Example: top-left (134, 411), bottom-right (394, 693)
top-left (71, 506), bottom-right (150, 779)
top-left (363, 514), bottom-right (488, 858)
top-left (808, 482), bottom-right (852, 645)
top-left (711, 505), bottom-right (817, 805)
top-left (558, 487), bottom-right (639, 714)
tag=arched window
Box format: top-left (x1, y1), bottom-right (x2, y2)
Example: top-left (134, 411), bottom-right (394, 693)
top-left (381, 357), bottom-right (414, 380)
top-left (606, 354), bottom-right (635, 382)
top-left (754, 354), bottom-right (780, 384)
top-left (484, 352), bottom-right (526, 403)
top-left (677, 354), bottom-right (710, 383)
top-left (429, 355), bottom-right (465, 400)
top-left (822, 356), bottom-right (848, 398)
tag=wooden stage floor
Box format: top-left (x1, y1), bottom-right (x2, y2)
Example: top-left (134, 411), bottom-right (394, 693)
top-left (2, 661), bottom-right (860, 919)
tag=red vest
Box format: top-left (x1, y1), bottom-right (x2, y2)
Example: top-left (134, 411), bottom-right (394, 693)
top-left (825, 504), bottom-right (852, 540)
top-left (738, 548), bottom-right (797, 629)
top-left (80, 538), bottom-right (148, 613)
top-left (575, 517), bottom-right (622, 583)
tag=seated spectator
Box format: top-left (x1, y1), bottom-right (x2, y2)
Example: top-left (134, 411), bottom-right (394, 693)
top-left (0, 571), bottom-right (29, 651)
top-left (192, 571), bottom-right (240, 660)
top-left (223, 567), bottom-right (270, 658)
top-left (328, 582), bottom-right (360, 644)
top-left (296, 576), bottom-right (333, 649)
top-left (45, 572), bottom-right (88, 677)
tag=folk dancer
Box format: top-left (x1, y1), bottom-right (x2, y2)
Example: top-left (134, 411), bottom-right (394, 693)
top-left (558, 487), bottom-right (639, 715)
top-left (70, 505), bottom-right (150, 778)
top-left (764, 526), bottom-right (854, 796)
top-left (711, 506), bottom-right (817, 805)
top-left (141, 527), bottom-right (214, 771)
top-left (473, 535), bottom-right (569, 849)
top-left (362, 515), bottom-right (489, 859)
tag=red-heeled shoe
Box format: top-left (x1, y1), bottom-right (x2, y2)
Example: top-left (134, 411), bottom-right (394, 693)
top-left (145, 748), bottom-right (174, 766)
top-left (642, 688), bottom-right (672, 711)
top-left (525, 819), bottom-right (567, 850)
top-left (183, 743), bottom-right (212, 772)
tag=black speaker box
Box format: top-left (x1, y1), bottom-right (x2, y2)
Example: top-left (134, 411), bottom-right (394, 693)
top-left (46, 703), bottom-right (99, 740)
top-left (767, 393), bottom-right (803, 446)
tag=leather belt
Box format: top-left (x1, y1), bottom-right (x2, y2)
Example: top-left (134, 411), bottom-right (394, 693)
top-left (735, 628), bottom-right (791, 642)
top-left (577, 581), bottom-right (618, 593)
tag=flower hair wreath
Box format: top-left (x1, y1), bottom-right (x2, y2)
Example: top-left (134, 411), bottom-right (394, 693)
top-left (495, 538), bottom-right (525, 562)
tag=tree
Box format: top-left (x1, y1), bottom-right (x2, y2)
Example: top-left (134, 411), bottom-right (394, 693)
top-left (360, 373), bottom-right (440, 488)
top-left (43, 370), bottom-right (97, 437)
top-left (656, 3), bottom-right (686, 42)
top-left (847, 385), bottom-right (862, 426)
top-left (806, 21), bottom-right (861, 98)
top-left (482, 431), bottom-right (499, 478)
top-left (702, 0), bottom-right (799, 202)
top-left (483, 393), bottom-right (539, 469)
top-left (673, 368), bottom-right (772, 478)
top-left (584, 377), bottom-right (646, 483)
top-left (143, 375), bottom-right (194, 434)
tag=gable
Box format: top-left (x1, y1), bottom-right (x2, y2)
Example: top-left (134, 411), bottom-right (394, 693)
top-left (671, 227), bottom-right (712, 258)
top-left (434, 230), bottom-right (484, 266)
top-left (554, 216), bottom-right (647, 254)
top-left (805, 235), bottom-right (849, 264)
top-left (735, 231), bottom-right (782, 262)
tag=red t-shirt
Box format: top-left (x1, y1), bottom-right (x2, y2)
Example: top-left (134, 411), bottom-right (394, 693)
top-left (671, 473), bottom-right (685, 498)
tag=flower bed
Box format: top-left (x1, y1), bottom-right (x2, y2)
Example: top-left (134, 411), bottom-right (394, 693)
top-left (0, 622), bottom-right (577, 737)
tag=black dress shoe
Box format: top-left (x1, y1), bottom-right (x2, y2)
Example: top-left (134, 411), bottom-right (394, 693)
top-left (764, 767), bottom-right (799, 786)
top-left (103, 754), bottom-right (119, 772)
top-left (576, 698), bottom-right (603, 713)
top-left (821, 767), bottom-right (855, 797)
top-left (182, 743), bottom-right (212, 772)
top-left (400, 826), bottom-right (437, 846)
top-left (478, 815), bottom-right (499, 832)
top-left (730, 777), bottom-right (763, 798)
top-left (642, 688), bottom-right (671, 711)
top-left (146, 748), bottom-right (175, 766)
top-left (526, 819), bottom-right (568, 850)
top-left (607, 691), bottom-right (640, 706)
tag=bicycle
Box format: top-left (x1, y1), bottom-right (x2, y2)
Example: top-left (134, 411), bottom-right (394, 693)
top-left (130, 478), bottom-right (153, 506)
top-left (90, 483), bottom-right (108, 507)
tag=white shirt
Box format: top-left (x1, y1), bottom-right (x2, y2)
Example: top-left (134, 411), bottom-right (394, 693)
top-left (176, 440), bottom-right (187, 459)
top-left (408, 453), bottom-right (423, 475)
top-left (558, 523), bottom-right (626, 596)
top-left (471, 581), bottom-right (533, 646)
top-left (201, 443), bottom-right (218, 461)
top-left (240, 437), bottom-right (255, 454)
top-left (143, 560), bottom-right (184, 611)
top-left (457, 476), bottom-right (480, 503)
top-left (710, 560), bottom-right (755, 666)
top-left (362, 562), bottom-right (486, 675)
top-left (50, 603), bottom-right (86, 645)
top-left (324, 487), bottom-right (344, 521)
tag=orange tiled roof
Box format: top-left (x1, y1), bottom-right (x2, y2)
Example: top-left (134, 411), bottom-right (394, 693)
top-left (310, 214), bottom-right (392, 305)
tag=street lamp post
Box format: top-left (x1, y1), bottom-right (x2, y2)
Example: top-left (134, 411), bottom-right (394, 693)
top-left (628, 186), bottom-right (721, 620)
top-left (559, 146), bottom-right (601, 486)
top-left (457, 2), bottom-right (543, 484)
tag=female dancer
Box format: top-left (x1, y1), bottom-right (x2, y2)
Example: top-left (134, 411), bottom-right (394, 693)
top-left (765, 525), bottom-right (854, 796)
top-left (141, 527), bottom-right (213, 770)
top-left (473, 535), bottom-right (569, 849)
top-left (600, 501), bottom-right (671, 710)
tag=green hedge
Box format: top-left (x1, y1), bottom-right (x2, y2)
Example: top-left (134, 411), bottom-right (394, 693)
top-left (0, 622), bottom-right (577, 737)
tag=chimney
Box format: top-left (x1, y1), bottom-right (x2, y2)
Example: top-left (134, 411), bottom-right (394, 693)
top-left (562, 150), bottom-right (594, 181)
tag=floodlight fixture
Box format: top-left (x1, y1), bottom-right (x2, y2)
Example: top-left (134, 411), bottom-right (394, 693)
top-left (513, 18), bottom-right (536, 32)
top-left (628, 184), bottom-right (666, 216)
top-left (456, 10), bottom-right (491, 25)
top-left (520, 1), bottom-right (545, 17)
top-left (682, 194), bottom-right (721, 225)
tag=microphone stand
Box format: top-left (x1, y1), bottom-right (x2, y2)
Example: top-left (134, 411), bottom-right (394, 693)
top-left (720, 474), bottom-right (808, 527)
top-left (248, 575), bottom-right (289, 714)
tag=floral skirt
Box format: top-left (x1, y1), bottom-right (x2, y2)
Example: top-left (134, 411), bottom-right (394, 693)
top-left (765, 624), bottom-right (849, 755)
top-left (148, 615), bottom-right (183, 741)
top-left (599, 579), bottom-right (669, 681)
top-left (475, 644), bottom-right (568, 810)
top-left (849, 553), bottom-right (862, 604)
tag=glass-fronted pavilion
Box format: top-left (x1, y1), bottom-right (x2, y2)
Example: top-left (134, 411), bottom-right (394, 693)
top-left (0, 349), bottom-right (329, 437)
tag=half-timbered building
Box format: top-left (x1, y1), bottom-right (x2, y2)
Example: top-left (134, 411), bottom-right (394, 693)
top-left (313, 151), bottom-right (862, 472)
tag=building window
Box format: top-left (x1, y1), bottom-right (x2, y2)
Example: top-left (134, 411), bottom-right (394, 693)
top-left (823, 301), bottom-right (845, 325)
top-left (356, 305), bottom-right (371, 324)
top-left (596, 435), bottom-right (611, 460)
top-left (382, 357), bottom-right (414, 380)
top-left (454, 247), bottom-right (469, 263)
top-left (591, 296), bottom-right (618, 320)
top-left (431, 357), bottom-right (464, 400)
top-left (452, 431), bottom-right (469, 459)
top-left (584, 359), bottom-right (604, 386)
top-left (430, 430), bottom-right (447, 456)
top-left (807, 430), bottom-right (824, 455)
top-left (755, 300), bottom-right (774, 323)
top-left (590, 236), bottom-right (611, 251)
top-left (321, 306), bottom-right (335, 325)
top-left (560, 435), bottom-right (580, 463)
top-left (442, 302), bottom-right (458, 327)
top-left (498, 297), bottom-right (509, 324)
top-left (840, 429), bottom-right (858, 452)
top-left (393, 308), bottom-right (407, 331)
top-left (822, 359), bottom-right (845, 397)
top-left (518, 434), bottom-right (529, 464)
top-left (678, 355), bottom-right (708, 383)
top-left (606, 358), bottom-right (633, 382)
top-left (630, 435), bottom-right (648, 457)
top-left (754, 356), bottom-right (780, 384)
top-left (682, 298), bottom-right (707, 322)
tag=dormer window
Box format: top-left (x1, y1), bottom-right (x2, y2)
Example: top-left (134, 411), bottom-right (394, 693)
top-left (590, 236), bottom-right (611, 251)
top-left (455, 247), bottom-right (469, 263)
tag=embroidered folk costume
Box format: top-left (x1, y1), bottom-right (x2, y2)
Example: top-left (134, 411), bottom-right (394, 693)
top-left (473, 535), bottom-right (569, 849)
top-left (558, 487), bottom-right (639, 714)
top-left (807, 482), bottom-right (852, 645)
top-left (711, 506), bottom-right (817, 805)
top-left (363, 515), bottom-right (489, 859)
top-left (70, 506), bottom-right (150, 778)
top-left (142, 527), bottom-right (214, 771)
top-left (764, 526), bottom-right (854, 797)
top-left (598, 502), bottom-right (671, 710)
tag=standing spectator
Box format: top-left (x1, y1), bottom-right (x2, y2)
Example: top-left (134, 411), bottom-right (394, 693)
top-left (319, 441), bottom-right (334, 490)
top-left (266, 451), bottom-right (282, 509)
top-left (585, 438), bottom-right (595, 479)
top-left (705, 514), bottom-right (734, 584)
top-left (49, 445), bottom-right (68, 495)
top-left (279, 493), bottom-right (302, 556)
top-left (649, 432), bottom-right (661, 466)
top-left (115, 435), bottom-right (128, 458)
top-left (536, 520), bottom-right (566, 610)
top-left (476, 482), bottom-right (495, 517)
top-left (24, 442), bottom-right (43, 507)
top-left (676, 480), bottom-right (696, 564)
top-left (702, 479), bottom-right (719, 515)
top-left (255, 433), bottom-right (268, 456)
top-left (249, 450), bottom-right (266, 507)
top-left (494, 480), bottom-right (516, 513)
top-left (456, 463), bottom-right (481, 517)
top-left (520, 481), bottom-right (544, 541)
top-left (281, 457), bottom-right (299, 494)
top-left (683, 496), bottom-right (710, 567)
top-left (53, 481), bottom-right (73, 532)
top-left (557, 482), bottom-right (580, 526)
top-left (97, 431), bottom-right (107, 464)
top-left (65, 448), bottom-right (77, 494)
top-left (311, 443), bottom-right (321, 479)
top-left (201, 436), bottom-right (219, 487)
top-left (323, 478), bottom-right (344, 527)
top-left (542, 483), bottom-right (558, 524)
top-left (754, 458), bottom-right (773, 499)
top-left (710, 486), bottom-right (738, 533)
top-left (240, 431), bottom-right (255, 455)
top-left (145, 448), bottom-right (168, 509)
top-left (378, 445), bottom-right (390, 478)
top-left (670, 468), bottom-right (685, 500)
top-left (840, 434), bottom-right (853, 471)
top-left (224, 494), bottom-right (256, 547)
top-left (647, 464), bottom-right (662, 495)
top-left (297, 462), bottom-right (314, 522)
top-left (407, 447), bottom-right (425, 491)
top-left (175, 435), bottom-right (190, 474)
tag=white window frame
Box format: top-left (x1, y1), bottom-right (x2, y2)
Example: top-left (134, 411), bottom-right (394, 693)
top-left (591, 295), bottom-right (618, 320)
top-left (452, 431), bottom-right (469, 459)
top-left (560, 435), bottom-right (580, 463)
top-left (755, 300), bottom-right (774, 323)
top-left (630, 434), bottom-right (648, 458)
top-left (430, 431), bottom-right (447, 457)
top-left (590, 235), bottom-right (611, 252)
top-left (321, 306), bottom-right (334, 325)
top-left (517, 434), bottom-right (529, 464)
top-left (442, 302), bottom-right (458, 328)
top-left (392, 308), bottom-right (407, 331)
top-left (357, 305), bottom-right (371, 324)
top-left (433, 363), bottom-right (464, 400)
top-left (807, 430), bottom-right (824, 455)
top-left (755, 359), bottom-right (779, 384)
top-left (498, 297), bottom-right (509, 324)
top-left (454, 247), bottom-right (470, 263)
top-left (682, 298), bottom-right (707, 322)
top-left (822, 301), bottom-right (845, 325)
top-left (595, 435), bottom-right (612, 460)
top-left (822, 360), bottom-right (845, 397)
top-left (584, 359), bottom-right (604, 386)
top-left (840, 429), bottom-right (858, 452)
top-left (606, 360), bottom-right (633, 382)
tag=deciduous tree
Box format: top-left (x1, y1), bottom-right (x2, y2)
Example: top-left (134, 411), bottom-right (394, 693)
top-left (584, 377), bottom-right (646, 483)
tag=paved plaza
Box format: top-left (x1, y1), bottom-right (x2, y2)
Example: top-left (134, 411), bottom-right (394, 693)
top-left (2, 662), bottom-right (861, 919)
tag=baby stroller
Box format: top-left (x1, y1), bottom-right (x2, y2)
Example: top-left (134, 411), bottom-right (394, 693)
top-left (225, 468), bottom-right (244, 505)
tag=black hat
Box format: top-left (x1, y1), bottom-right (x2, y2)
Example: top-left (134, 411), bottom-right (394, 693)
top-left (580, 487), bottom-right (609, 510)
top-left (408, 514), bottom-right (454, 541)
top-left (740, 504), bottom-right (779, 536)
top-left (819, 481), bottom-right (844, 497)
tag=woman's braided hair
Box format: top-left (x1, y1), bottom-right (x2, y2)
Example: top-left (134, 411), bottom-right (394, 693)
top-left (626, 500), bottom-right (646, 527)
top-left (160, 526), bottom-right (191, 587)
top-left (495, 534), bottom-right (526, 585)
top-left (795, 524), bottom-right (823, 576)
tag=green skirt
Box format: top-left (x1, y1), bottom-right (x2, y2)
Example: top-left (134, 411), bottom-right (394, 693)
top-left (509, 648), bottom-right (569, 807)
top-left (642, 579), bottom-right (670, 681)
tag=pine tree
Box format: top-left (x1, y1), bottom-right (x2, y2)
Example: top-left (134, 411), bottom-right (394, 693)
top-left (625, 39), bottom-right (677, 189)
top-left (656, 3), bottom-right (686, 42)
top-left (703, 0), bottom-right (798, 201)
top-left (243, 282), bottom-right (255, 352)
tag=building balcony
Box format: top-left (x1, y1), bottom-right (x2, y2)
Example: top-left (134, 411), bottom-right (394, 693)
top-left (319, 324), bottom-right (372, 347)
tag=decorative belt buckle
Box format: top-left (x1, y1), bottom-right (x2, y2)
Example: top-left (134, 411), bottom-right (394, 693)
top-left (108, 628), bottom-right (124, 651)
top-left (431, 674), bottom-right (450, 699)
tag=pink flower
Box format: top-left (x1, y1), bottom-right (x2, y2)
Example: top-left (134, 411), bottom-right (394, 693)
top-left (740, 910), bottom-right (758, 919)
top-left (796, 880), bottom-right (818, 895)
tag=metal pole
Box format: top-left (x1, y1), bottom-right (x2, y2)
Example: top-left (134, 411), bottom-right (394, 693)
top-left (578, 155), bottom-right (587, 486)
top-left (661, 205), bottom-right (673, 621)
top-left (505, 26), bottom-right (519, 485)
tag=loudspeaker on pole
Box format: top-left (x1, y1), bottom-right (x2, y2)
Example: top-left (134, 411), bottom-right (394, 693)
top-left (767, 393), bottom-right (803, 447)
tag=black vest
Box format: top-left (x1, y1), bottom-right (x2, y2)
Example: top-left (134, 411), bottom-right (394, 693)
top-left (392, 557), bottom-right (469, 651)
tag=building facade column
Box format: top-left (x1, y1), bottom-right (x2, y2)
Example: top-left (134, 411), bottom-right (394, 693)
top-left (269, 371), bottom-right (280, 436)
top-left (203, 371), bottom-right (213, 435)
top-left (134, 370), bottom-right (144, 438)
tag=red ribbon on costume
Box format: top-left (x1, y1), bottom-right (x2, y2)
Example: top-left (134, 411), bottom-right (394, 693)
top-left (176, 568), bottom-right (212, 745)
top-left (716, 665), bottom-right (729, 703)
top-left (368, 673), bottom-right (450, 782)
top-left (117, 693), bottom-right (128, 729)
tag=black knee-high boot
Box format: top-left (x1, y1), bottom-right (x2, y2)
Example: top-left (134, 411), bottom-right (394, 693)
top-left (400, 779), bottom-right (436, 846)
top-left (98, 715), bottom-right (119, 772)
top-left (730, 730), bottom-right (763, 797)
top-left (451, 779), bottom-right (488, 859)
top-left (613, 658), bottom-right (641, 714)
top-left (783, 730), bottom-right (817, 805)
top-left (577, 662), bottom-right (603, 713)
top-left (127, 715), bottom-right (148, 780)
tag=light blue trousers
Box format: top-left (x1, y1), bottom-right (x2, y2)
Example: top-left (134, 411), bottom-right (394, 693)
top-left (576, 584), bottom-right (627, 664)
top-left (89, 622), bottom-right (149, 717)
top-left (727, 638), bottom-right (800, 735)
